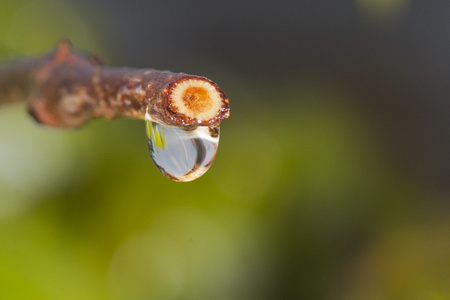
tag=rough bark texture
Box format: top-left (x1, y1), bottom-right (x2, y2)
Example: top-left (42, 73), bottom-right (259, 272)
top-left (0, 41), bottom-right (230, 128)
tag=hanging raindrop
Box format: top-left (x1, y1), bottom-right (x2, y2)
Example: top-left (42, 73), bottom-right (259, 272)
top-left (146, 119), bottom-right (220, 182)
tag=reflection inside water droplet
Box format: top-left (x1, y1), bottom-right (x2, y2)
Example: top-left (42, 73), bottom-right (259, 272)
top-left (145, 120), bottom-right (220, 182)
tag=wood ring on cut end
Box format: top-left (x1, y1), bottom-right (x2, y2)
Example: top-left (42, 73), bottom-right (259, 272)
top-left (169, 78), bottom-right (224, 122)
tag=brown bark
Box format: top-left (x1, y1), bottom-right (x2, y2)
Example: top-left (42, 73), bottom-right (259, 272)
top-left (0, 40), bottom-right (230, 128)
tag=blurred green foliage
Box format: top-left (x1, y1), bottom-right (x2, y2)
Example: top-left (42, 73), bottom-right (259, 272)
top-left (1, 0), bottom-right (449, 300)
top-left (0, 0), bottom-right (102, 56)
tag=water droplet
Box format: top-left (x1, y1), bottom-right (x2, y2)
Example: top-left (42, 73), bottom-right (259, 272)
top-left (146, 120), bottom-right (220, 182)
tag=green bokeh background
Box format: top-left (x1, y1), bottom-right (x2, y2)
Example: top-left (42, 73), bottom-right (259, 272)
top-left (1, 0), bottom-right (450, 299)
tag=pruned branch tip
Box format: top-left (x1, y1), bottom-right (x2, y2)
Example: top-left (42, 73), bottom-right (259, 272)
top-left (0, 40), bottom-right (230, 129)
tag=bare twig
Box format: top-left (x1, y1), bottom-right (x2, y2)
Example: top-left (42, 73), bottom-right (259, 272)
top-left (0, 41), bottom-right (230, 128)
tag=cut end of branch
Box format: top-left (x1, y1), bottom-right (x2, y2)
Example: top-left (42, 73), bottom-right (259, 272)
top-left (166, 77), bottom-right (230, 126)
top-left (1, 41), bottom-right (230, 129)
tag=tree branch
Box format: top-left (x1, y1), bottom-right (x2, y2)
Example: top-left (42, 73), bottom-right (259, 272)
top-left (0, 41), bottom-right (230, 128)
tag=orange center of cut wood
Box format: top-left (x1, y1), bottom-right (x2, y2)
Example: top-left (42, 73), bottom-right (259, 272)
top-left (182, 87), bottom-right (213, 113)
